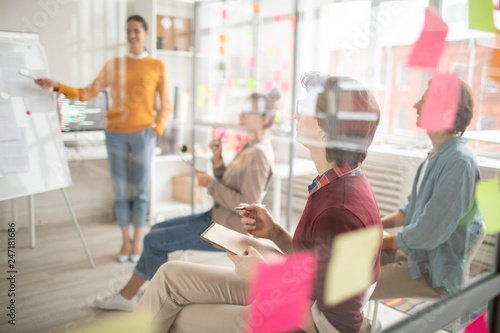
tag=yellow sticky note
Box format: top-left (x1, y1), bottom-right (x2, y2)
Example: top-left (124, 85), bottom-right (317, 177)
top-left (74, 310), bottom-right (156, 333)
top-left (476, 179), bottom-right (500, 235)
top-left (325, 227), bottom-right (381, 306)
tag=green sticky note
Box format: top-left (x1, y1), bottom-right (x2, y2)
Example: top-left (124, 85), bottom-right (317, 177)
top-left (267, 47), bottom-right (275, 58)
top-left (476, 179), bottom-right (500, 235)
top-left (197, 95), bottom-right (205, 107)
top-left (469, 0), bottom-right (497, 33)
top-left (246, 27), bottom-right (253, 39)
top-left (197, 85), bottom-right (205, 97)
top-left (248, 78), bottom-right (255, 89)
top-left (233, 79), bottom-right (240, 88)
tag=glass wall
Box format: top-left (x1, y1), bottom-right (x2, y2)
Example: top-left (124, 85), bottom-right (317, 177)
top-left (192, 0), bottom-right (499, 331)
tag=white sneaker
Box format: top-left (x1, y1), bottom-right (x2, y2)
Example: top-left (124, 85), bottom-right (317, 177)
top-left (93, 292), bottom-right (138, 312)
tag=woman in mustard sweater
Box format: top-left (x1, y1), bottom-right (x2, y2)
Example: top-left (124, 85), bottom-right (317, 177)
top-left (35, 15), bottom-right (173, 263)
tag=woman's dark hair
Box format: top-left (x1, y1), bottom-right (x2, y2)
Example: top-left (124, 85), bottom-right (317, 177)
top-left (300, 72), bottom-right (380, 166)
top-left (248, 88), bottom-right (281, 129)
top-left (127, 15), bottom-right (148, 31)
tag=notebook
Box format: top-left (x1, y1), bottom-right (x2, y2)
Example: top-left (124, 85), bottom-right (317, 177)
top-left (200, 222), bottom-right (284, 259)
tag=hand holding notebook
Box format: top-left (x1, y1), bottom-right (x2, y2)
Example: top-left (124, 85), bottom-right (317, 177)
top-left (200, 222), bottom-right (284, 260)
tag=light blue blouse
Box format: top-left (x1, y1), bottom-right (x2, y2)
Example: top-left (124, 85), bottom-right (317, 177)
top-left (397, 136), bottom-right (482, 294)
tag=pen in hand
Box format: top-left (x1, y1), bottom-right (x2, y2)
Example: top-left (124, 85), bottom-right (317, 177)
top-left (213, 129), bottom-right (226, 150)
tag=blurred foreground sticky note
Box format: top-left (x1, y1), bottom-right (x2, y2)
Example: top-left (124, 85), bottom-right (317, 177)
top-left (476, 179), bottom-right (500, 235)
top-left (76, 310), bottom-right (156, 333)
top-left (488, 48), bottom-right (500, 84)
top-left (325, 227), bottom-right (381, 306)
top-left (418, 73), bottom-right (460, 132)
top-left (469, 0), bottom-right (496, 33)
top-left (408, 8), bottom-right (449, 69)
top-left (246, 252), bottom-right (317, 333)
top-left (464, 313), bottom-right (489, 333)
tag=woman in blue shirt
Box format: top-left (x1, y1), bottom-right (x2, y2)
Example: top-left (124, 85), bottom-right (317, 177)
top-left (371, 79), bottom-right (483, 300)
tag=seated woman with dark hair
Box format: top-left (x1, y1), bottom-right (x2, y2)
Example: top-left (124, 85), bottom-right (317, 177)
top-left (136, 73), bottom-right (383, 333)
top-left (93, 90), bottom-right (280, 312)
top-left (370, 79), bottom-right (483, 301)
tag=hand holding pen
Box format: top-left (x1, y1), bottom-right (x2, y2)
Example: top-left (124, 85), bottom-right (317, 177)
top-left (209, 129), bottom-right (225, 164)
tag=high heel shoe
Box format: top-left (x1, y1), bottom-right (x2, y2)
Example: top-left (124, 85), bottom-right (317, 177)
top-left (117, 254), bottom-right (130, 263)
top-left (129, 254), bottom-right (141, 263)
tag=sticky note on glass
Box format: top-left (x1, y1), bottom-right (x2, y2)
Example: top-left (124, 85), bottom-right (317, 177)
top-left (219, 46), bottom-right (225, 55)
top-left (408, 8), bottom-right (449, 69)
top-left (248, 78), bottom-right (256, 89)
top-left (267, 47), bottom-right (276, 58)
top-left (226, 78), bottom-right (233, 88)
top-left (325, 227), bottom-right (381, 306)
top-left (253, 3), bottom-right (260, 14)
top-left (464, 313), bottom-right (489, 333)
top-left (469, 0), bottom-right (497, 33)
top-left (264, 80), bottom-right (273, 93)
top-left (476, 179), bottom-right (500, 235)
top-left (418, 73), bottom-right (460, 132)
top-left (273, 70), bottom-right (281, 81)
top-left (488, 48), bottom-right (500, 83)
top-left (240, 55), bottom-right (255, 68)
top-left (78, 310), bottom-right (155, 333)
top-left (281, 80), bottom-right (290, 92)
top-left (246, 252), bottom-right (316, 333)
top-left (273, 14), bottom-right (281, 22)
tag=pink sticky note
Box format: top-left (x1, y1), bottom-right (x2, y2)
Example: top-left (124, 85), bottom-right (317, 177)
top-left (408, 8), bottom-right (449, 69)
top-left (273, 14), bottom-right (281, 22)
top-left (215, 127), bottom-right (225, 139)
top-left (282, 58), bottom-right (291, 71)
top-left (266, 32), bottom-right (276, 45)
top-left (222, 9), bottom-right (227, 20)
top-left (419, 73), bottom-right (460, 132)
top-left (464, 313), bottom-right (489, 333)
top-left (264, 80), bottom-right (273, 93)
top-left (246, 252), bottom-right (317, 333)
top-left (225, 78), bottom-right (233, 88)
top-left (281, 80), bottom-right (290, 92)
top-left (273, 70), bottom-right (281, 81)
top-left (240, 55), bottom-right (255, 68)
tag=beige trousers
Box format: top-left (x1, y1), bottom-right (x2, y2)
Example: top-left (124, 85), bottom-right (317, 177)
top-left (136, 261), bottom-right (248, 333)
top-left (137, 261), bottom-right (345, 333)
top-left (370, 249), bottom-right (447, 300)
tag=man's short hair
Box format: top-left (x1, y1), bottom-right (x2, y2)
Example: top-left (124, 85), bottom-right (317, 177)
top-left (300, 72), bottom-right (380, 166)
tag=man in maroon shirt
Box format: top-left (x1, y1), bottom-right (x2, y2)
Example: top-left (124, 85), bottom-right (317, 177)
top-left (136, 73), bottom-right (382, 333)
top-left (237, 73), bottom-right (382, 332)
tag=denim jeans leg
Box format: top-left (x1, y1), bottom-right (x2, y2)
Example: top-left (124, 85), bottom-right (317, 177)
top-left (130, 128), bottom-right (156, 228)
top-left (105, 131), bottom-right (131, 227)
top-left (134, 210), bottom-right (223, 280)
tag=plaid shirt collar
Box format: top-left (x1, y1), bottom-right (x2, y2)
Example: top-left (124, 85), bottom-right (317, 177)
top-left (308, 164), bottom-right (361, 197)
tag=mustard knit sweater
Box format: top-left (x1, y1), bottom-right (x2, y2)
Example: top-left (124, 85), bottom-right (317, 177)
top-left (58, 56), bottom-right (172, 135)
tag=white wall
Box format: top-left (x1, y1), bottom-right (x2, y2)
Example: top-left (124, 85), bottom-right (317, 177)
top-left (0, 0), bottom-right (136, 230)
top-left (0, 0), bottom-right (133, 85)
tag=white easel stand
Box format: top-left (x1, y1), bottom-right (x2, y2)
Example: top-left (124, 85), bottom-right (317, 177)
top-left (26, 189), bottom-right (95, 268)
